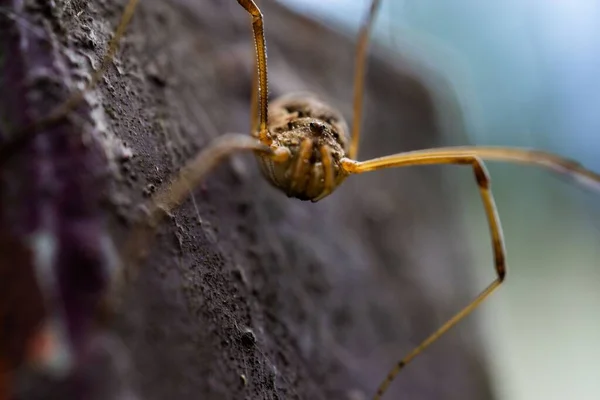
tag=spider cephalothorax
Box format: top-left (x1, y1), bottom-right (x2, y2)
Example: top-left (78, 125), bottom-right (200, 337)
top-left (256, 93), bottom-right (350, 201)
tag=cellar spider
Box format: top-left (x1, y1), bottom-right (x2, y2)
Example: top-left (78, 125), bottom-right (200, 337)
top-left (4, 0), bottom-right (600, 399)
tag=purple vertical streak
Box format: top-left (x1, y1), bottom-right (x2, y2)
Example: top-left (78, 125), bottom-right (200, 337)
top-left (0, 0), bottom-right (117, 393)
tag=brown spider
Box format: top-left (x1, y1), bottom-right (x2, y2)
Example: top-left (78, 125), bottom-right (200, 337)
top-left (3, 0), bottom-right (600, 398)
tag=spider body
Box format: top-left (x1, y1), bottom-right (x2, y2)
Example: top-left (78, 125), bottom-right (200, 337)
top-left (259, 94), bottom-right (349, 201)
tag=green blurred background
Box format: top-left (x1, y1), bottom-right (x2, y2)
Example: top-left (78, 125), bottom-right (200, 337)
top-left (278, 0), bottom-right (600, 399)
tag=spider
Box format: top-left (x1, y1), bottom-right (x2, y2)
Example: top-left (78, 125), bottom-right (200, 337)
top-left (3, 0), bottom-right (600, 399)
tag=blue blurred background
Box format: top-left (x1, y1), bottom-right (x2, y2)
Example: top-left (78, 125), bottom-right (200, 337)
top-left (277, 0), bottom-right (600, 399)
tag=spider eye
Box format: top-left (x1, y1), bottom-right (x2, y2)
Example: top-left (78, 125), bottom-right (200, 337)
top-left (309, 121), bottom-right (325, 133)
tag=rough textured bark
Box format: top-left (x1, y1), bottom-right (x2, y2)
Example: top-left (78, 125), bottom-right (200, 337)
top-left (1, 0), bottom-right (495, 399)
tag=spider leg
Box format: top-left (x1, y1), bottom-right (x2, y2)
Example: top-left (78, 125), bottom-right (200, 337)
top-left (0, 0), bottom-right (141, 163)
top-left (341, 154), bottom-right (506, 399)
top-left (348, 0), bottom-right (382, 160)
top-left (348, 146), bottom-right (600, 191)
top-left (389, 146), bottom-right (600, 191)
top-left (120, 134), bottom-right (274, 281)
top-left (237, 0), bottom-right (270, 145)
top-left (250, 56), bottom-right (259, 135)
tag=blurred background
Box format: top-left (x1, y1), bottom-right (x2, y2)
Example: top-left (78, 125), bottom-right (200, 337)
top-left (277, 1), bottom-right (600, 399)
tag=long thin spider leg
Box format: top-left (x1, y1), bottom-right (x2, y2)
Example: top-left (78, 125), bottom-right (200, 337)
top-left (0, 0), bottom-right (141, 163)
top-left (348, 0), bottom-right (382, 160)
top-left (249, 0), bottom-right (260, 134)
top-left (250, 52), bottom-right (259, 134)
top-left (237, 0), bottom-right (270, 145)
top-left (313, 145), bottom-right (335, 202)
top-left (354, 146), bottom-right (600, 191)
top-left (341, 155), bottom-right (506, 400)
top-left (120, 134), bottom-right (273, 281)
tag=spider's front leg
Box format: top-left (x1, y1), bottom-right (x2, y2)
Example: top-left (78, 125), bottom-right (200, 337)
top-left (119, 133), bottom-right (290, 279)
top-left (340, 145), bottom-right (600, 399)
top-left (238, 0), bottom-right (270, 144)
top-left (341, 153), bottom-right (507, 399)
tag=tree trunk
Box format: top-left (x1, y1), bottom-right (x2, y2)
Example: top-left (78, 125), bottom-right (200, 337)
top-left (0, 0), bottom-right (494, 399)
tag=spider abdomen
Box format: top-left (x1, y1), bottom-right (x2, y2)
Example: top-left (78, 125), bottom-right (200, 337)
top-left (256, 93), bottom-right (349, 201)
